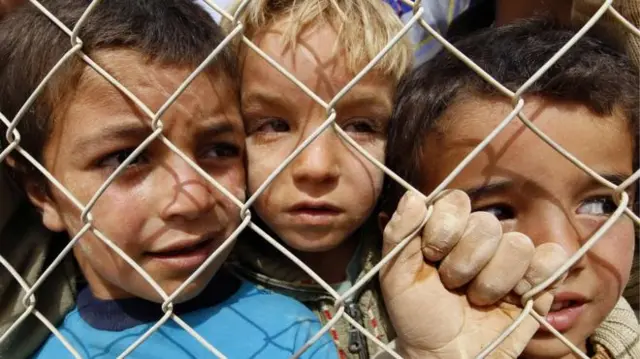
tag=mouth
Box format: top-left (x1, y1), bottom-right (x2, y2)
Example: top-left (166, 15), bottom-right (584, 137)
top-left (145, 236), bottom-right (219, 271)
top-left (148, 238), bottom-right (214, 257)
top-left (286, 202), bottom-right (344, 226)
top-left (538, 293), bottom-right (588, 333)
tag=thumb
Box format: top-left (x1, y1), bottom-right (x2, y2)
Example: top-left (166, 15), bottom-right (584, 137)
top-left (380, 191), bottom-right (431, 294)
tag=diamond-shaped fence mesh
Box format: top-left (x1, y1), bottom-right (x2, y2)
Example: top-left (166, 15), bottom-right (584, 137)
top-left (0, 0), bottom-right (638, 358)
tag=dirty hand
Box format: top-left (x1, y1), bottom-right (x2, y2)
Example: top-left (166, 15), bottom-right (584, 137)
top-left (380, 190), bottom-right (568, 359)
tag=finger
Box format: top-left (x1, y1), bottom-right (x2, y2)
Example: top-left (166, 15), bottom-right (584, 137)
top-left (468, 232), bottom-right (534, 306)
top-left (513, 242), bottom-right (569, 301)
top-left (494, 291), bottom-right (556, 358)
top-left (439, 211), bottom-right (502, 289)
top-left (488, 245), bottom-right (568, 357)
top-left (381, 191), bottom-right (431, 296)
top-left (421, 189), bottom-right (471, 261)
top-left (381, 191), bottom-right (427, 257)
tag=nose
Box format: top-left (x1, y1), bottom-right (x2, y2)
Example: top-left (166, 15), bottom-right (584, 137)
top-left (291, 128), bottom-right (341, 187)
top-left (517, 204), bottom-right (586, 270)
top-left (159, 155), bottom-right (215, 222)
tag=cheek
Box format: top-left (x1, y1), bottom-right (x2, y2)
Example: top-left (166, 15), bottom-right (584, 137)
top-left (89, 188), bottom-right (149, 247)
top-left (214, 163), bottom-right (246, 203)
top-left (353, 140), bottom-right (385, 192)
top-left (588, 218), bottom-right (635, 292)
top-left (246, 144), bottom-right (278, 193)
top-left (337, 141), bottom-right (385, 212)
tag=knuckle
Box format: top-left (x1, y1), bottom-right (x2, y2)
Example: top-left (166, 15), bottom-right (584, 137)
top-left (467, 211), bottom-right (503, 238)
top-left (440, 260), bottom-right (474, 285)
top-left (471, 279), bottom-right (502, 303)
top-left (426, 211), bottom-right (463, 241)
top-left (503, 232), bottom-right (535, 254)
top-left (440, 189), bottom-right (471, 209)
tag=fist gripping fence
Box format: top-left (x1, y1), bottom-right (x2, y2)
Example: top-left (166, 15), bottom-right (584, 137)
top-left (0, 0), bottom-right (638, 358)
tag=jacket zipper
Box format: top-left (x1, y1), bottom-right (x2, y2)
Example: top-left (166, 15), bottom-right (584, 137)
top-left (345, 299), bottom-right (369, 359)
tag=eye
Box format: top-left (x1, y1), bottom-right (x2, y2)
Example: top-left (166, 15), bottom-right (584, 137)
top-left (253, 118), bottom-right (290, 133)
top-left (577, 196), bottom-right (618, 216)
top-left (342, 118), bottom-right (376, 133)
top-left (98, 148), bottom-right (148, 169)
top-left (202, 142), bottom-right (241, 159)
top-left (473, 203), bottom-right (516, 221)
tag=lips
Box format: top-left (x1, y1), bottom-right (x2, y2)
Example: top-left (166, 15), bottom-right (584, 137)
top-left (286, 201), bottom-right (344, 226)
top-left (288, 201), bottom-right (343, 213)
top-left (539, 292), bottom-right (588, 333)
top-left (145, 236), bottom-right (220, 271)
top-left (148, 236), bottom-right (214, 256)
top-left (148, 237), bottom-right (214, 257)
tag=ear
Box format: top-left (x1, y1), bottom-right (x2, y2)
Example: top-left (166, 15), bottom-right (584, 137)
top-left (378, 211), bottom-right (390, 233)
top-left (25, 181), bottom-right (65, 232)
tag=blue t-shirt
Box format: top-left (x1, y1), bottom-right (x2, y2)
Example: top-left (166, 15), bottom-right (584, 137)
top-left (34, 277), bottom-right (337, 359)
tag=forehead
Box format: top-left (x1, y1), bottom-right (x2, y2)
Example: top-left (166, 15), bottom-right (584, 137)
top-left (241, 18), bottom-right (394, 104)
top-left (424, 96), bottom-right (633, 188)
top-left (59, 49), bottom-right (240, 129)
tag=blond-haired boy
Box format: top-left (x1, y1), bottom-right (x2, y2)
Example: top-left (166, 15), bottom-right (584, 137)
top-left (221, 1), bottom-right (412, 357)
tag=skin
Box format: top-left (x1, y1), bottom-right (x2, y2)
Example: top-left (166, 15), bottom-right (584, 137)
top-left (0, 0), bottom-right (24, 18)
top-left (496, 0), bottom-right (573, 26)
top-left (240, 19), bottom-right (395, 282)
top-left (28, 50), bottom-right (246, 303)
top-left (421, 96), bottom-right (635, 358)
top-left (380, 189), bottom-right (567, 359)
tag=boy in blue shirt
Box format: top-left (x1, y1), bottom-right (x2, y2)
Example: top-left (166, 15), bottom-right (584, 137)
top-left (0, 0), bottom-right (336, 358)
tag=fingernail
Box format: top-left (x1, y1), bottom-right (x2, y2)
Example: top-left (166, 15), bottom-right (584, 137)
top-left (514, 279), bottom-right (532, 296)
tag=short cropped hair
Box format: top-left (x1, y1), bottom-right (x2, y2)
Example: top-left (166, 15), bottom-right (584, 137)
top-left (384, 18), bottom-right (639, 212)
top-left (0, 0), bottom-right (237, 188)
top-left (222, 0), bottom-right (413, 81)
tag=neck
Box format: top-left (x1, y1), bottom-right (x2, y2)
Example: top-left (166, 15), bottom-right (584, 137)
top-left (293, 237), bottom-right (359, 284)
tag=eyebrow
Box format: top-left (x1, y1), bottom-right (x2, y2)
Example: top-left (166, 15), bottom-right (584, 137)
top-left (242, 87), bottom-right (392, 116)
top-left (195, 122), bottom-right (238, 142)
top-left (74, 120), bottom-right (239, 154)
top-left (598, 173), bottom-right (630, 187)
top-left (464, 180), bottom-right (513, 200)
top-left (463, 173), bottom-right (632, 200)
top-left (73, 122), bottom-right (152, 154)
top-left (336, 90), bottom-right (392, 117)
top-left (241, 91), bottom-right (291, 114)
top-left (584, 172), bottom-right (633, 194)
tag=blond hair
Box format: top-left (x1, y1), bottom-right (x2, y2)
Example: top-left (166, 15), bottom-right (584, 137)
top-left (222, 0), bottom-right (414, 81)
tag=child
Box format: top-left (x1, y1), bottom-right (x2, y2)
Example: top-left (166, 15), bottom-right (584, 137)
top-left (221, 1), bottom-right (413, 357)
top-left (0, 1), bottom-right (336, 358)
top-left (384, 18), bottom-right (640, 358)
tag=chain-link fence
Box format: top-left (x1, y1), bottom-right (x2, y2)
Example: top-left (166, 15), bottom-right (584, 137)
top-left (0, 0), bottom-right (638, 358)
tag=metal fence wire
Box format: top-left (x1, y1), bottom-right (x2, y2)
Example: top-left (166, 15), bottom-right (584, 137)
top-left (0, 0), bottom-right (638, 358)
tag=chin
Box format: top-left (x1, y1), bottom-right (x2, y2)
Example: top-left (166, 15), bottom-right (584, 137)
top-left (160, 277), bottom-right (209, 304)
top-left (283, 236), bottom-right (345, 253)
top-left (522, 336), bottom-right (585, 359)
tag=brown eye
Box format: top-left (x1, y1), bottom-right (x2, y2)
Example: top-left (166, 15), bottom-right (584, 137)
top-left (202, 143), bottom-right (241, 159)
top-left (342, 118), bottom-right (376, 133)
top-left (99, 148), bottom-right (148, 169)
top-left (577, 196), bottom-right (617, 216)
top-left (474, 204), bottom-right (515, 221)
top-left (254, 118), bottom-right (290, 133)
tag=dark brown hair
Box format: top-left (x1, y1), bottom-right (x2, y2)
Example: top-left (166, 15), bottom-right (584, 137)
top-left (0, 0), bottom-right (237, 188)
top-left (383, 18), bottom-right (639, 213)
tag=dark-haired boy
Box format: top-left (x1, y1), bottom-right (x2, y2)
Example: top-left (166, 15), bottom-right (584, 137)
top-left (0, 1), bottom-right (336, 358)
top-left (385, 18), bottom-right (639, 358)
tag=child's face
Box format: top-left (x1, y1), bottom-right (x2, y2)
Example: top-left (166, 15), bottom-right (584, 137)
top-left (32, 50), bottom-right (245, 302)
top-left (240, 20), bottom-right (394, 253)
top-left (420, 96), bottom-right (635, 358)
